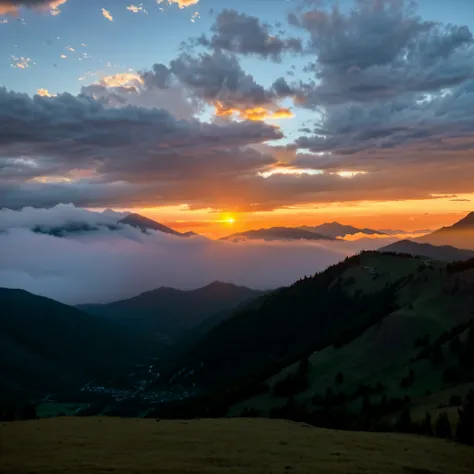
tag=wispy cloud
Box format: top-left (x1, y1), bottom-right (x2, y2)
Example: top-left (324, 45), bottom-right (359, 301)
top-left (126, 4), bottom-right (147, 14)
top-left (101, 7), bottom-right (113, 22)
top-left (10, 55), bottom-right (33, 69)
top-left (157, 0), bottom-right (199, 10)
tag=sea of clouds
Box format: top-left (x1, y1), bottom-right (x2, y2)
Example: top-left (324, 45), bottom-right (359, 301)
top-left (0, 204), bottom-right (400, 304)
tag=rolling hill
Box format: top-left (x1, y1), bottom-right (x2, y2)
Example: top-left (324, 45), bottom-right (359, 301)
top-left (418, 212), bottom-right (474, 250)
top-left (2, 417), bottom-right (473, 474)
top-left (380, 240), bottom-right (474, 262)
top-left (221, 226), bottom-right (335, 242)
top-left (0, 288), bottom-right (157, 402)
top-left (152, 252), bottom-right (474, 432)
top-left (78, 281), bottom-right (265, 339)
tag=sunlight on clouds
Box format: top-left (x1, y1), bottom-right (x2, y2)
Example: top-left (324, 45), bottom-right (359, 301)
top-left (30, 176), bottom-right (73, 184)
top-left (334, 171), bottom-right (367, 178)
top-left (157, 0), bottom-right (199, 9)
top-left (100, 72), bottom-right (144, 89)
top-left (214, 102), bottom-right (294, 122)
top-left (102, 8), bottom-right (113, 22)
top-left (0, 0), bottom-right (67, 15)
top-left (37, 88), bottom-right (55, 97)
top-left (126, 4), bottom-right (148, 14)
top-left (10, 56), bottom-right (33, 69)
top-left (49, 0), bottom-right (67, 16)
top-left (258, 167), bottom-right (324, 178)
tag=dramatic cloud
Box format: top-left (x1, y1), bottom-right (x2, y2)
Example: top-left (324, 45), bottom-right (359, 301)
top-left (283, 0), bottom-right (474, 200)
top-left (290, 0), bottom-right (474, 105)
top-left (0, 87), bottom-right (283, 207)
top-left (163, 50), bottom-right (293, 120)
top-left (0, 0), bottom-right (66, 15)
top-left (197, 9), bottom-right (302, 61)
top-left (82, 71), bottom-right (198, 119)
top-left (0, 205), bottom-right (396, 304)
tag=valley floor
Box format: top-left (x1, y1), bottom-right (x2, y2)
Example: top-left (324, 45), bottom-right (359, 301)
top-left (1, 417), bottom-right (473, 474)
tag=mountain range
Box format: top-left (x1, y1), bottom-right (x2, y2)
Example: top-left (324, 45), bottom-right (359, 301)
top-left (0, 288), bottom-right (157, 402)
top-left (153, 251), bottom-right (474, 427)
top-left (300, 222), bottom-right (386, 238)
top-left (78, 281), bottom-right (265, 340)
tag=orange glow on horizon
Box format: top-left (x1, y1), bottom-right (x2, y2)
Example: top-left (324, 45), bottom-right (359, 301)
top-left (99, 193), bottom-right (474, 239)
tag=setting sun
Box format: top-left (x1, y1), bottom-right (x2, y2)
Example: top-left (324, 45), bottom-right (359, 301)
top-left (225, 217), bottom-right (235, 224)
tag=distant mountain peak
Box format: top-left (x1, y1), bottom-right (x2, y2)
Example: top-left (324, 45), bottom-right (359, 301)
top-left (119, 213), bottom-right (191, 237)
top-left (452, 211), bottom-right (474, 228)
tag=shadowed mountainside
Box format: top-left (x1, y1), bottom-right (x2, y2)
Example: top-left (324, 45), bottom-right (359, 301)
top-left (78, 281), bottom-right (265, 339)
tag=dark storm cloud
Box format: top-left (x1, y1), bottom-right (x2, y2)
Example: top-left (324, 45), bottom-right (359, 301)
top-left (196, 9), bottom-right (303, 61)
top-left (138, 50), bottom-right (295, 118)
top-left (289, 0), bottom-right (474, 106)
top-left (0, 87), bottom-right (281, 184)
top-left (168, 50), bottom-right (271, 108)
top-left (295, 78), bottom-right (474, 155)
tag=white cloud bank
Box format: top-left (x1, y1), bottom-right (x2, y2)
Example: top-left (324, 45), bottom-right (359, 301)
top-left (0, 205), bottom-right (398, 304)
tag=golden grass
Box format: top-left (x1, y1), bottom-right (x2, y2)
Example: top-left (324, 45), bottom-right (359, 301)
top-left (1, 417), bottom-right (473, 474)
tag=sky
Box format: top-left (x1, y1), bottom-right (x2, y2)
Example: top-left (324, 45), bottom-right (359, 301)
top-left (1, 0), bottom-right (474, 237)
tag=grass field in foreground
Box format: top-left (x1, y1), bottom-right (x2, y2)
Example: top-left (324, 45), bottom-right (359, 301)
top-left (1, 417), bottom-right (473, 474)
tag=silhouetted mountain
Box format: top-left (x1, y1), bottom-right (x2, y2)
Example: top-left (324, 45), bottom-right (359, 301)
top-left (163, 253), bottom-right (402, 390)
top-left (301, 222), bottom-right (386, 238)
top-left (221, 227), bottom-right (335, 242)
top-left (418, 212), bottom-right (474, 250)
top-left (380, 240), bottom-right (474, 262)
top-left (78, 282), bottom-right (264, 339)
top-left (0, 288), bottom-right (156, 402)
top-left (119, 213), bottom-right (185, 236)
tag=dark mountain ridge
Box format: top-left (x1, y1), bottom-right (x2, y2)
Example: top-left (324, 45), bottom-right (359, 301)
top-left (379, 240), bottom-right (474, 262)
top-left (78, 281), bottom-right (265, 338)
top-left (0, 288), bottom-right (156, 402)
top-left (300, 222), bottom-right (386, 238)
top-left (221, 226), bottom-right (336, 242)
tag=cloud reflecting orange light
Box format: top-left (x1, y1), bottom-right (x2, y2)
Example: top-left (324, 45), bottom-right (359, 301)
top-left (0, 0), bottom-right (67, 15)
top-left (214, 101), bottom-right (293, 121)
top-left (157, 0), bottom-right (200, 9)
top-left (37, 88), bottom-right (54, 97)
top-left (100, 72), bottom-right (144, 89)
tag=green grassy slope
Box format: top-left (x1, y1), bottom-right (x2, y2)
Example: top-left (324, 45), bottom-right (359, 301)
top-left (163, 253), bottom-right (404, 393)
top-left (2, 417), bottom-right (473, 474)
top-left (229, 253), bottom-right (474, 422)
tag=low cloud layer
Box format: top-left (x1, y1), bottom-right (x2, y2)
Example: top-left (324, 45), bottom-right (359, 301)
top-left (0, 205), bottom-right (397, 304)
